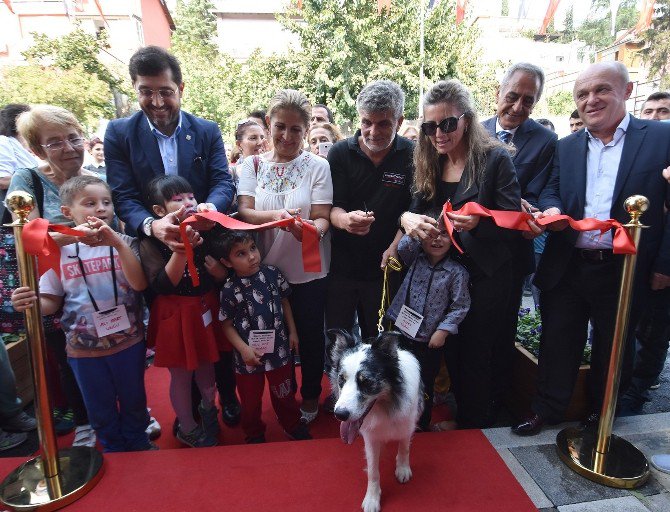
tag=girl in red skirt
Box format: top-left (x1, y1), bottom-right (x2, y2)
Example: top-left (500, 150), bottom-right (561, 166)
top-left (140, 175), bottom-right (226, 448)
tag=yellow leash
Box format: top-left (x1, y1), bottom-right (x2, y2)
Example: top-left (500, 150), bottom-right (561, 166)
top-left (377, 256), bottom-right (403, 333)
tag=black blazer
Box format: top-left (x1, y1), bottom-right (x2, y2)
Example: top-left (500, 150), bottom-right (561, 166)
top-left (536, 116), bottom-right (670, 291)
top-left (482, 117), bottom-right (557, 275)
top-left (410, 146), bottom-right (521, 276)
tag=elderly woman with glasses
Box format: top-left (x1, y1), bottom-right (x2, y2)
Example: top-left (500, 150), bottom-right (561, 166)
top-left (398, 80), bottom-right (521, 429)
top-left (7, 105), bottom-right (99, 239)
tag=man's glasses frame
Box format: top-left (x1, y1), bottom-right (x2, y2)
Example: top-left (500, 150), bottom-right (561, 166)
top-left (40, 137), bottom-right (86, 151)
top-left (421, 113), bottom-right (465, 136)
top-left (136, 87), bottom-right (178, 100)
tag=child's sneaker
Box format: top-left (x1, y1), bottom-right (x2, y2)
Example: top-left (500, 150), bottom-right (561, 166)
top-left (53, 408), bottom-right (75, 435)
top-left (176, 425), bottom-right (217, 448)
top-left (246, 434), bottom-right (266, 444)
top-left (198, 402), bottom-right (220, 442)
top-left (146, 415), bottom-right (162, 441)
top-left (285, 422), bottom-right (312, 441)
top-left (0, 429), bottom-right (27, 452)
top-left (72, 424), bottom-right (96, 447)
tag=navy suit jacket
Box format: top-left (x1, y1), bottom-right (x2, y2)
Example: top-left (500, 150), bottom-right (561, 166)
top-left (482, 117), bottom-right (557, 206)
top-left (482, 116), bottom-right (557, 275)
top-left (105, 110), bottom-right (234, 235)
top-left (535, 116), bottom-right (670, 291)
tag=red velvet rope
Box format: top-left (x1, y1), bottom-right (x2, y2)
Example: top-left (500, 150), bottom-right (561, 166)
top-left (179, 210), bottom-right (322, 287)
top-left (441, 201), bottom-right (636, 255)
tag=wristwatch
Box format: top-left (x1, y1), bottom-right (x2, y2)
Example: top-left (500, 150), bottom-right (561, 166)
top-left (142, 217), bottom-right (155, 237)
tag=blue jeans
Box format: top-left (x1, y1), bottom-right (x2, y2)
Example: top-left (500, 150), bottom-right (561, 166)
top-left (0, 341), bottom-right (22, 420)
top-left (68, 341), bottom-right (150, 452)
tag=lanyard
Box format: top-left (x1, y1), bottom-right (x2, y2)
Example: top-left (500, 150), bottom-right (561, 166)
top-left (75, 244), bottom-right (118, 312)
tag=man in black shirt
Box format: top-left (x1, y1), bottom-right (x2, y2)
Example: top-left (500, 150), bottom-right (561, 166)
top-left (327, 80), bottom-right (414, 342)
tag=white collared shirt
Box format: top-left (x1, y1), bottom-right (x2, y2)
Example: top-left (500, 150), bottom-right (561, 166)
top-left (575, 113), bottom-right (630, 249)
top-left (495, 118), bottom-right (520, 140)
top-left (147, 113), bottom-right (183, 176)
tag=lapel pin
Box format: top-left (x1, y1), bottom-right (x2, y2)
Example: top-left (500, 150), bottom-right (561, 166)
top-left (186, 134), bottom-right (192, 141)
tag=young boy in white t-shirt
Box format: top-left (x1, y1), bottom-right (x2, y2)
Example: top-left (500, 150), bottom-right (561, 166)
top-left (12, 175), bottom-right (154, 452)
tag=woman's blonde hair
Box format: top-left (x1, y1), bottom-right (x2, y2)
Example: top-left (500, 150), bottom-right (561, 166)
top-left (267, 89), bottom-right (312, 128)
top-left (413, 80), bottom-right (504, 201)
top-left (16, 105), bottom-right (83, 157)
top-left (307, 122), bottom-right (344, 143)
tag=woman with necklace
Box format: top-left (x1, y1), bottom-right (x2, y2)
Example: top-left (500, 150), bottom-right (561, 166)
top-left (237, 89), bottom-right (333, 425)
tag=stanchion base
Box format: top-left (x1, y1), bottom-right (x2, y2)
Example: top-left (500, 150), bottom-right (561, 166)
top-left (556, 427), bottom-right (649, 489)
top-left (0, 446), bottom-right (103, 511)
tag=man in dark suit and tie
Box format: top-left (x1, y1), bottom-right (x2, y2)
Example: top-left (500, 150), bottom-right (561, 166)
top-left (105, 46), bottom-right (239, 427)
top-left (512, 61), bottom-right (670, 435)
top-left (482, 63), bottom-right (557, 403)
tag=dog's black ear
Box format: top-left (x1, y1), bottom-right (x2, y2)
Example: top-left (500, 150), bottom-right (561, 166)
top-left (327, 329), bottom-right (357, 365)
top-left (371, 331), bottom-right (400, 358)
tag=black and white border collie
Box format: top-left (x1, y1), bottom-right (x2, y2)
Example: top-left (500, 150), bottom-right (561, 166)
top-left (328, 329), bottom-right (423, 512)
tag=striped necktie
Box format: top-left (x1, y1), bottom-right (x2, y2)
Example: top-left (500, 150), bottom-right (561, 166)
top-left (496, 130), bottom-right (513, 144)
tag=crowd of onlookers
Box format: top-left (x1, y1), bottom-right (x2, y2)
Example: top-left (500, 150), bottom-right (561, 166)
top-left (1, 45), bottom-right (669, 472)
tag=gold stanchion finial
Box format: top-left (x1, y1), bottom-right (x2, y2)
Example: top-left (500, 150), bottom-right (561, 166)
top-left (556, 195), bottom-right (650, 489)
top-left (624, 195), bottom-right (649, 226)
top-left (0, 191), bottom-right (104, 510)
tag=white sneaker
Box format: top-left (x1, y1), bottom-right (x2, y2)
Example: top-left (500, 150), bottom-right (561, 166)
top-left (146, 416), bottom-right (161, 440)
top-left (72, 424), bottom-right (97, 447)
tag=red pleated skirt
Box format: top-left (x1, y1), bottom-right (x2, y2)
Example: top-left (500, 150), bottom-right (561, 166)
top-left (147, 291), bottom-right (229, 370)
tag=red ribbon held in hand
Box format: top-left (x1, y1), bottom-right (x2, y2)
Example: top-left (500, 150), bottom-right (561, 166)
top-left (179, 210), bottom-right (322, 287)
top-left (441, 201), bottom-right (636, 255)
top-left (22, 219), bottom-right (87, 277)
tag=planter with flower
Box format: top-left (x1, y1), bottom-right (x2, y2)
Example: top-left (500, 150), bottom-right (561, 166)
top-left (506, 308), bottom-right (590, 421)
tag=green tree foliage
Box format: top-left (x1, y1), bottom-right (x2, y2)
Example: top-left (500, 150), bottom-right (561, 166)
top-left (279, 0), bottom-right (490, 121)
top-left (573, 0), bottom-right (638, 55)
top-left (640, 0), bottom-right (670, 89)
top-left (0, 64), bottom-right (114, 130)
top-left (545, 90), bottom-right (575, 116)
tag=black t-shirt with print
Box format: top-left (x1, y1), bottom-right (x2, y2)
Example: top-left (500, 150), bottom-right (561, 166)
top-left (328, 131), bottom-right (414, 281)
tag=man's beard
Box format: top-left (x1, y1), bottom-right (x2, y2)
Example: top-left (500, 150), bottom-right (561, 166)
top-left (363, 136), bottom-right (394, 153)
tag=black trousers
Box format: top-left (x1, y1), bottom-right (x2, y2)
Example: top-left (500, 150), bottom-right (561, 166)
top-left (445, 257), bottom-right (514, 428)
top-left (532, 252), bottom-right (638, 422)
top-left (399, 337), bottom-right (443, 430)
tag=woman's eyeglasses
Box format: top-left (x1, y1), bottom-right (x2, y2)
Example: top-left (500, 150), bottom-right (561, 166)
top-left (41, 137), bottom-right (85, 151)
top-left (421, 114), bottom-right (465, 136)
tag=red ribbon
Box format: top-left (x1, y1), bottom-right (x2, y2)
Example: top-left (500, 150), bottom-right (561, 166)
top-left (21, 219), bottom-right (87, 277)
top-left (442, 201), bottom-right (636, 255)
top-left (179, 210), bottom-right (322, 287)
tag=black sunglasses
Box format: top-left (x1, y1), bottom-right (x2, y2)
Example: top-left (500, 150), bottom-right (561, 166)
top-left (421, 113), bottom-right (465, 136)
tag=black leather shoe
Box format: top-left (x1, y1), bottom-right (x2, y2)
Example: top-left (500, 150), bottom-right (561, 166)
top-left (221, 400), bottom-right (241, 427)
top-left (511, 414), bottom-right (545, 436)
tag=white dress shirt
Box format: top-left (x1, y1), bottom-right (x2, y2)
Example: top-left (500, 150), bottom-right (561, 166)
top-left (147, 113), bottom-right (182, 176)
top-left (575, 113), bottom-right (630, 249)
top-left (0, 136), bottom-right (38, 177)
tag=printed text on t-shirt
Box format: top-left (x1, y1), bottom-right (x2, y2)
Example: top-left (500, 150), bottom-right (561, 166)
top-left (62, 255), bottom-right (121, 280)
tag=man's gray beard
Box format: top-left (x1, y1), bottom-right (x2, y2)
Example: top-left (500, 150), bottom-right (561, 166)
top-left (363, 136), bottom-right (394, 154)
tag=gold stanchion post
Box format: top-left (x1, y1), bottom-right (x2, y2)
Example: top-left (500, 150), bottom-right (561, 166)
top-left (0, 191), bottom-right (103, 511)
top-left (556, 195), bottom-right (650, 488)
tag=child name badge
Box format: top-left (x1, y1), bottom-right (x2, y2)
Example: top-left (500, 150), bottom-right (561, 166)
top-left (395, 305), bottom-right (423, 338)
top-left (202, 309), bottom-right (212, 328)
top-left (93, 305), bottom-right (131, 337)
top-left (248, 330), bottom-right (275, 354)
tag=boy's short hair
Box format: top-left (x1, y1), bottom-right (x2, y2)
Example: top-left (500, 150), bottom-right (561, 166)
top-left (208, 229), bottom-right (255, 261)
top-left (59, 175), bottom-right (110, 206)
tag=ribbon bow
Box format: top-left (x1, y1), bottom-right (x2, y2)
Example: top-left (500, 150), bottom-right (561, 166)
top-left (21, 219), bottom-right (87, 277)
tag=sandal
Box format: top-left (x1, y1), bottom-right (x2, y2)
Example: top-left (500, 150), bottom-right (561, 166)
top-left (430, 420), bottom-right (457, 432)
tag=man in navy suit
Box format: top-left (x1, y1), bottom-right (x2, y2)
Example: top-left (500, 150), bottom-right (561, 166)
top-left (105, 46), bottom-right (239, 427)
top-left (482, 63), bottom-right (557, 403)
top-left (105, 46), bottom-right (234, 247)
top-left (512, 61), bottom-right (670, 435)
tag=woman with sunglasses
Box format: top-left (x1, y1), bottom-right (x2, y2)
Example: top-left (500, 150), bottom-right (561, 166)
top-left (399, 80), bottom-right (521, 429)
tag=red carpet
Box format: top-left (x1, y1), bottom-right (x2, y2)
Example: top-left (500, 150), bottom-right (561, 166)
top-left (0, 430), bottom-right (536, 511)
